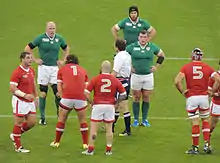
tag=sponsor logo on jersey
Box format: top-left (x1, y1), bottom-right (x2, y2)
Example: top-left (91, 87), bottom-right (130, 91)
top-left (55, 38), bottom-right (59, 42)
top-left (50, 41), bottom-right (54, 44)
top-left (126, 22), bottom-right (132, 26)
top-left (137, 23), bottom-right (141, 27)
top-left (133, 47), bottom-right (140, 51)
top-left (133, 26), bottom-right (136, 28)
top-left (42, 38), bottom-right (49, 42)
top-left (22, 75), bottom-right (28, 78)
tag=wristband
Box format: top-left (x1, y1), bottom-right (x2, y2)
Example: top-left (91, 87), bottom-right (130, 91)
top-left (14, 90), bottom-right (26, 97)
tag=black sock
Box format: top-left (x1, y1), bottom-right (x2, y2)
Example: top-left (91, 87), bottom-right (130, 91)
top-left (124, 112), bottom-right (131, 133)
top-left (112, 112), bottom-right (120, 133)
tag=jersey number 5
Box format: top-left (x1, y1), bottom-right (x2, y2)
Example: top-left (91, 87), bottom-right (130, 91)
top-left (71, 66), bottom-right (77, 76)
top-left (193, 66), bottom-right (203, 79)
top-left (101, 79), bottom-right (111, 92)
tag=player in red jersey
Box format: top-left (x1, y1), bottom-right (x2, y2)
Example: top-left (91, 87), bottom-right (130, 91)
top-left (9, 52), bottom-right (38, 153)
top-left (82, 60), bottom-right (126, 156)
top-left (208, 61), bottom-right (220, 138)
top-left (50, 54), bottom-right (89, 149)
top-left (174, 48), bottom-right (220, 154)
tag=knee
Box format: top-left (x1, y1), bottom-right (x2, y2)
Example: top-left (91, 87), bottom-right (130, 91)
top-left (132, 91), bottom-right (141, 101)
top-left (39, 85), bottom-right (48, 98)
top-left (191, 118), bottom-right (200, 126)
top-left (51, 84), bottom-right (59, 97)
top-left (142, 95), bottom-right (149, 102)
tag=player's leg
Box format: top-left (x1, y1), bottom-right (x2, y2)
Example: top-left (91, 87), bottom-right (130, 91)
top-left (75, 100), bottom-right (89, 149)
top-left (51, 84), bottom-right (61, 116)
top-left (82, 105), bottom-right (103, 155)
top-left (185, 96), bottom-right (200, 154)
top-left (131, 74), bottom-right (142, 126)
top-left (103, 105), bottom-right (115, 155)
top-left (21, 102), bottom-right (37, 134)
top-left (199, 96), bottom-right (212, 154)
top-left (210, 102), bottom-right (220, 135)
top-left (50, 99), bottom-right (72, 148)
top-left (118, 100), bottom-right (131, 136)
top-left (50, 66), bottom-right (60, 116)
top-left (141, 73), bottom-right (154, 127)
top-left (11, 96), bottom-right (30, 153)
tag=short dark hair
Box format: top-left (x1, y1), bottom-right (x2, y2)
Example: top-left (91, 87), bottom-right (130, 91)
top-left (115, 39), bottom-right (126, 51)
top-left (139, 30), bottom-right (149, 36)
top-left (20, 52), bottom-right (31, 61)
top-left (65, 54), bottom-right (79, 64)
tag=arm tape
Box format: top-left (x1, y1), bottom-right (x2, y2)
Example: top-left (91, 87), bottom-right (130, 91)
top-left (28, 42), bottom-right (36, 49)
top-left (14, 90), bottom-right (26, 97)
top-left (156, 56), bottom-right (164, 64)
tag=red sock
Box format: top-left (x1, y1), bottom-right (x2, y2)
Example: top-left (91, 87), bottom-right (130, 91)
top-left (80, 123), bottom-right (88, 145)
top-left (13, 125), bottom-right (22, 149)
top-left (88, 145), bottom-right (94, 152)
top-left (21, 122), bottom-right (30, 134)
top-left (192, 125), bottom-right (200, 146)
top-left (202, 121), bottom-right (210, 143)
top-left (55, 121), bottom-right (65, 143)
top-left (106, 144), bottom-right (112, 151)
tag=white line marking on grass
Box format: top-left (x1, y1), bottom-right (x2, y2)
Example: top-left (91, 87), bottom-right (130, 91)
top-left (0, 114), bottom-right (188, 120)
top-left (166, 57), bottom-right (218, 61)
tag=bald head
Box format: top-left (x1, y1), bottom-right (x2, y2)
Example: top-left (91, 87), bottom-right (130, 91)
top-left (101, 60), bottom-right (111, 73)
top-left (46, 21), bottom-right (56, 38)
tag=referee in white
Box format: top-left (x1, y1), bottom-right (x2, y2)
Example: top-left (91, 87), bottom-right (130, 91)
top-left (112, 39), bottom-right (132, 136)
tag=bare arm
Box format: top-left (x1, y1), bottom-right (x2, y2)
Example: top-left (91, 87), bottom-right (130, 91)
top-left (24, 45), bottom-right (36, 61)
top-left (155, 49), bottom-right (165, 69)
top-left (84, 91), bottom-right (93, 104)
top-left (57, 82), bottom-right (63, 97)
top-left (147, 26), bottom-right (156, 41)
top-left (174, 72), bottom-right (187, 95)
top-left (33, 79), bottom-right (38, 97)
top-left (111, 70), bottom-right (117, 77)
top-left (10, 84), bottom-right (34, 101)
top-left (62, 45), bottom-right (70, 61)
top-left (111, 24), bottom-right (120, 41)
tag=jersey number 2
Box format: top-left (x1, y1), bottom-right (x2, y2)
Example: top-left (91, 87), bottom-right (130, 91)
top-left (101, 79), bottom-right (111, 92)
top-left (193, 66), bottom-right (203, 79)
top-left (71, 66), bottom-right (77, 76)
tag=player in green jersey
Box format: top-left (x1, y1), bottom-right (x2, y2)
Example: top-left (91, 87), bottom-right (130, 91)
top-left (111, 6), bottom-right (156, 46)
top-left (24, 21), bottom-right (70, 125)
top-left (126, 30), bottom-right (165, 127)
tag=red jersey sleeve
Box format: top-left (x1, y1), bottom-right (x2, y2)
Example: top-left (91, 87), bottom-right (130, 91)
top-left (117, 79), bottom-right (126, 94)
top-left (208, 78), bottom-right (214, 88)
top-left (209, 66), bottom-right (216, 78)
top-left (57, 69), bottom-right (63, 83)
top-left (86, 77), bottom-right (96, 93)
top-left (10, 69), bottom-right (20, 86)
top-left (85, 73), bottom-right (89, 84)
top-left (180, 65), bottom-right (186, 74)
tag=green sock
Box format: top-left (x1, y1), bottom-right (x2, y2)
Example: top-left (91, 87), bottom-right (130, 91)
top-left (142, 101), bottom-right (149, 121)
top-left (39, 97), bottom-right (46, 120)
top-left (132, 102), bottom-right (140, 120)
top-left (55, 96), bottom-right (61, 116)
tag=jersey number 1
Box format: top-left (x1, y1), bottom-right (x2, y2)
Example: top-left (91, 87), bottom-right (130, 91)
top-left (101, 79), bottom-right (111, 92)
top-left (71, 66), bottom-right (77, 76)
top-left (193, 66), bottom-right (203, 79)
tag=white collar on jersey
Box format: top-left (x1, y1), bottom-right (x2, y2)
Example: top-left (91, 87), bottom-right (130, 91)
top-left (19, 65), bottom-right (30, 72)
top-left (138, 42), bottom-right (149, 49)
top-left (46, 33), bottom-right (55, 40)
top-left (129, 17), bottom-right (139, 25)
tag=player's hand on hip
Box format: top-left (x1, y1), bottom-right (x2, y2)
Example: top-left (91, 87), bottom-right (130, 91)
top-left (24, 94), bottom-right (35, 101)
top-left (35, 58), bottom-right (43, 65)
top-left (182, 89), bottom-right (188, 97)
top-left (150, 66), bottom-right (157, 72)
top-left (131, 67), bottom-right (136, 73)
top-left (57, 60), bottom-right (65, 67)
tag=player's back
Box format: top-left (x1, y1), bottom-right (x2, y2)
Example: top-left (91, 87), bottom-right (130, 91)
top-left (93, 74), bottom-right (121, 104)
top-left (181, 61), bottom-right (214, 97)
top-left (59, 63), bottom-right (87, 99)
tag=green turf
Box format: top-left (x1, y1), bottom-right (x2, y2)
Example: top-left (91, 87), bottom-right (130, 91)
top-left (1, 0), bottom-right (220, 162)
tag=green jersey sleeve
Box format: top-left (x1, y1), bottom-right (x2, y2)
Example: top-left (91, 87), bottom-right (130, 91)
top-left (151, 43), bottom-right (161, 55)
top-left (143, 20), bottom-right (151, 31)
top-left (117, 18), bottom-right (127, 29)
top-left (126, 44), bottom-right (133, 55)
top-left (31, 35), bottom-right (42, 47)
top-left (59, 36), bottom-right (67, 50)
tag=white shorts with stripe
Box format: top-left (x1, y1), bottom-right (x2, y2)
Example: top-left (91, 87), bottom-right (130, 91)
top-left (210, 101), bottom-right (220, 116)
top-left (91, 104), bottom-right (115, 123)
top-left (59, 98), bottom-right (87, 111)
top-left (12, 95), bottom-right (36, 116)
top-left (37, 65), bottom-right (58, 85)
top-left (131, 73), bottom-right (154, 91)
top-left (186, 95), bottom-right (210, 119)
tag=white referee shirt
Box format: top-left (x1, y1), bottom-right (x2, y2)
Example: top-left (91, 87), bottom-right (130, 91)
top-left (113, 51), bottom-right (131, 78)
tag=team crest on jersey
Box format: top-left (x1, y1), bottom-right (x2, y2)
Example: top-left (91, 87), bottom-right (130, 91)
top-left (50, 41), bottom-right (54, 44)
top-left (137, 23), bottom-right (141, 27)
top-left (55, 38), bottom-right (59, 42)
top-left (133, 26), bottom-right (136, 28)
top-left (146, 47), bottom-right (150, 51)
top-left (126, 22), bottom-right (132, 26)
top-left (42, 38), bottom-right (49, 42)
